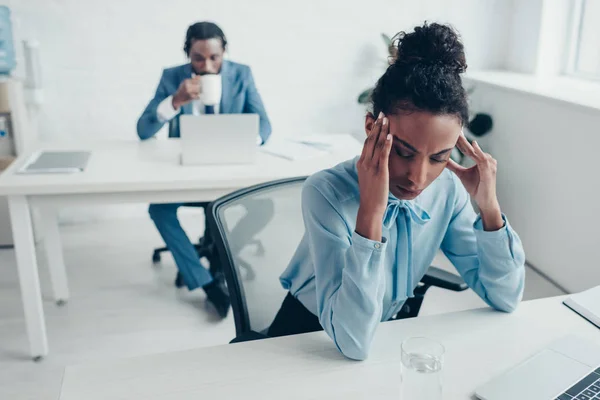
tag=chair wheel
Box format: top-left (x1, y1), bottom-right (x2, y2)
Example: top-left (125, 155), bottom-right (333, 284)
top-left (152, 252), bottom-right (161, 263)
top-left (174, 272), bottom-right (186, 288)
top-left (33, 355), bottom-right (44, 362)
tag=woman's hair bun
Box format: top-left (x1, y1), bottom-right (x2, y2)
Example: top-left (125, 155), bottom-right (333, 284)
top-left (393, 22), bottom-right (467, 74)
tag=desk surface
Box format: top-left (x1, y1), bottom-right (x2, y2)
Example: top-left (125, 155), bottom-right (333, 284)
top-left (0, 135), bottom-right (361, 196)
top-left (59, 295), bottom-right (600, 399)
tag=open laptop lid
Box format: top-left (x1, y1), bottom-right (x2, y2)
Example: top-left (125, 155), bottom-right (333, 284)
top-left (18, 151), bottom-right (91, 174)
top-left (179, 114), bottom-right (258, 165)
top-left (475, 335), bottom-right (600, 400)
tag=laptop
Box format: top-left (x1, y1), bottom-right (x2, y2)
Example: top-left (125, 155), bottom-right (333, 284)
top-left (179, 114), bottom-right (258, 166)
top-left (18, 151), bottom-right (91, 174)
top-left (475, 335), bottom-right (600, 400)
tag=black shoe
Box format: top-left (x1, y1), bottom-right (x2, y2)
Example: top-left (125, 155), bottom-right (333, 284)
top-left (174, 272), bottom-right (186, 288)
top-left (203, 280), bottom-right (230, 318)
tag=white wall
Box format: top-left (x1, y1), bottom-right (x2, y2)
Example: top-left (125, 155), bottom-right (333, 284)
top-left (8, 0), bottom-right (512, 222)
top-left (466, 80), bottom-right (600, 293)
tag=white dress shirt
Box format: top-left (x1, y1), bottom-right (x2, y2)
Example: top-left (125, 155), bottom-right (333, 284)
top-left (157, 96), bottom-right (220, 122)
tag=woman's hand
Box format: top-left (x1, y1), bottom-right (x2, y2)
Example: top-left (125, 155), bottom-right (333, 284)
top-left (355, 112), bottom-right (393, 241)
top-left (446, 134), bottom-right (504, 231)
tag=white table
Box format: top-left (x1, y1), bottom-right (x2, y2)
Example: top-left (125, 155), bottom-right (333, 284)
top-left (0, 135), bottom-right (361, 360)
top-left (58, 295), bottom-right (600, 399)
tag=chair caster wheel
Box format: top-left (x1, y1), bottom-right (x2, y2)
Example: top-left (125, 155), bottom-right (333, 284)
top-left (56, 299), bottom-right (67, 306)
top-left (174, 272), bottom-right (186, 288)
top-left (152, 252), bottom-right (161, 263)
top-left (33, 355), bottom-right (44, 362)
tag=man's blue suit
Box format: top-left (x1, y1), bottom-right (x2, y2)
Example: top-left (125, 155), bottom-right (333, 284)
top-left (137, 60), bottom-right (271, 142)
top-left (136, 60), bottom-right (271, 291)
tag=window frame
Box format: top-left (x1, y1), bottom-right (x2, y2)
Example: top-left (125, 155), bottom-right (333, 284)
top-left (565, 0), bottom-right (600, 81)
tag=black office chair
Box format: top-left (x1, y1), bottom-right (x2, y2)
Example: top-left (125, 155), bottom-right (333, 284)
top-left (207, 177), bottom-right (468, 344)
top-left (151, 202), bottom-right (223, 288)
top-left (151, 202), bottom-right (212, 263)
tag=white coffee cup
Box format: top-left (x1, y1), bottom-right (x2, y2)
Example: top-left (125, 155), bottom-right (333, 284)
top-left (200, 74), bottom-right (222, 106)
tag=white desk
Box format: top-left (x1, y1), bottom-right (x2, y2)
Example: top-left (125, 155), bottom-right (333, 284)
top-left (0, 135), bottom-right (361, 360)
top-left (58, 295), bottom-right (600, 400)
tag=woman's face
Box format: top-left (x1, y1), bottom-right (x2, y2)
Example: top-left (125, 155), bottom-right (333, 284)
top-left (364, 110), bottom-right (462, 200)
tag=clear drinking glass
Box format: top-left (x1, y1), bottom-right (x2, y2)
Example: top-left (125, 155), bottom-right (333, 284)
top-left (400, 337), bottom-right (445, 400)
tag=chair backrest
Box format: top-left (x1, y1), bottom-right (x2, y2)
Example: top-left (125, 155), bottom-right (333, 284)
top-left (207, 177), bottom-right (307, 337)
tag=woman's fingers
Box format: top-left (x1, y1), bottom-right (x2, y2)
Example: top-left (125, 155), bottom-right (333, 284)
top-left (370, 113), bottom-right (385, 160)
top-left (472, 140), bottom-right (498, 173)
top-left (377, 117), bottom-right (392, 169)
top-left (445, 158), bottom-right (468, 174)
top-left (472, 140), bottom-right (487, 159)
top-left (360, 112), bottom-right (383, 163)
top-left (455, 133), bottom-right (480, 162)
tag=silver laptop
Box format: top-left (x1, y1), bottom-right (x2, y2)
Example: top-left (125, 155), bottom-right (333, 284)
top-left (475, 335), bottom-right (600, 400)
top-left (18, 151), bottom-right (91, 174)
top-left (179, 114), bottom-right (258, 166)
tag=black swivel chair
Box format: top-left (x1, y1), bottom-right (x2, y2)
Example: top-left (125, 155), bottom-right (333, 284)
top-left (151, 202), bottom-right (212, 262)
top-left (207, 177), bottom-right (468, 344)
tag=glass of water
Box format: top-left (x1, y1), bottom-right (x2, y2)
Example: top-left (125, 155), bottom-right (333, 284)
top-left (400, 337), bottom-right (445, 400)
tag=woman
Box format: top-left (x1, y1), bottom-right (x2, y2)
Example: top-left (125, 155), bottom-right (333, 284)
top-left (268, 22), bottom-right (525, 360)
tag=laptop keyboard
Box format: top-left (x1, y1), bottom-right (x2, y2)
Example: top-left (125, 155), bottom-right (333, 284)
top-left (556, 367), bottom-right (600, 399)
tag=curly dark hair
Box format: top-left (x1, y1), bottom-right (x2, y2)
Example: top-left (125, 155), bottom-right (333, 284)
top-left (371, 22), bottom-right (469, 125)
top-left (183, 22), bottom-right (227, 55)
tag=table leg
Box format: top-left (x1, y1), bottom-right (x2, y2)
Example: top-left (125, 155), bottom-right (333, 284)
top-left (8, 195), bottom-right (49, 361)
top-left (40, 208), bottom-right (69, 305)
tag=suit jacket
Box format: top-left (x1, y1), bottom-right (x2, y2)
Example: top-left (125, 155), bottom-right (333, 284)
top-left (137, 60), bottom-right (272, 143)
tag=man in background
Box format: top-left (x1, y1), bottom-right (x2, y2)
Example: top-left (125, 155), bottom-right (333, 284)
top-left (137, 22), bottom-right (272, 318)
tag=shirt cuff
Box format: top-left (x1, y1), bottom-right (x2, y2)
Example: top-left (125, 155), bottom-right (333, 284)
top-left (351, 231), bottom-right (387, 252)
top-left (473, 214), bottom-right (515, 259)
top-left (157, 95), bottom-right (180, 122)
top-left (473, 214), bottom-right (507, 235)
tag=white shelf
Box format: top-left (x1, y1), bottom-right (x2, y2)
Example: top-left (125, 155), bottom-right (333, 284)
top-left (465, 70), bottom-right (600, 114)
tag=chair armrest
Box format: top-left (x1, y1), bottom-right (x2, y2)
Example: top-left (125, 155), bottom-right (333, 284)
top-left (421, 266), bottom-right (468, 292)
top-left (229, 331), bottom-right (269, 344)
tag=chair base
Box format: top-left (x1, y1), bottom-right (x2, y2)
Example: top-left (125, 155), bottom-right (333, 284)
top-left (151, 204), bottom-right (224, 286)
top-left (152, 239), bottom-right (211, 264)
top-left (230, 331), bottom-right (270, 343)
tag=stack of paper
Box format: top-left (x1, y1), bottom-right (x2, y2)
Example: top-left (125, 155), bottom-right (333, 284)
top-left (563, 285), bottom-right (600, 328)
top-left (260, 138), bottom-right (329, 161)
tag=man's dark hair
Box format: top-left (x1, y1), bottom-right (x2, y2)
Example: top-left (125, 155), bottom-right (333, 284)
top-left (371, 22), bottom-right (469, 125)
top-left (184, 22), bottom-right (227, 55)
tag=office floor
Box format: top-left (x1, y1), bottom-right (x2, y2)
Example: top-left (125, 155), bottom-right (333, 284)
top-left (0, 211), bottom-right (564, 400)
